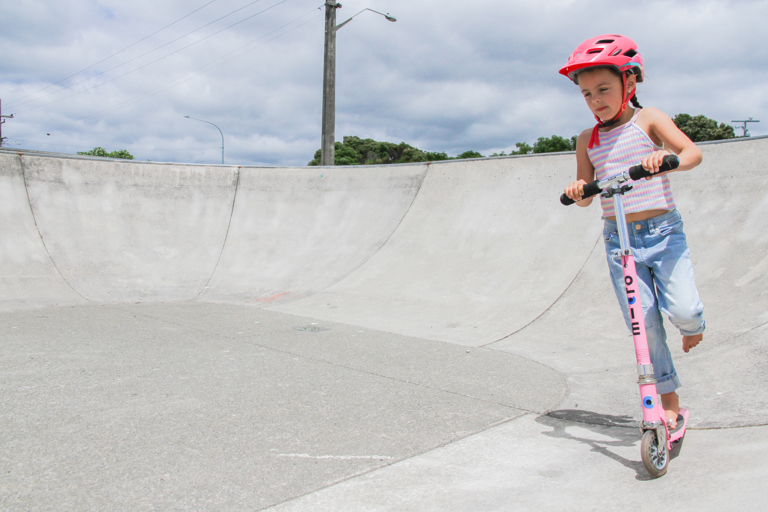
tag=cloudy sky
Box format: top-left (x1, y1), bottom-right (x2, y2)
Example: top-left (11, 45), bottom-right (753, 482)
top-left (2, 0), bottom-right (766, 166)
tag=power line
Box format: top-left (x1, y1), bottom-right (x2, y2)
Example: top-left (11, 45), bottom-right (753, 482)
top-left (12, 135), bottom-right (204, 152)
top-left (14, 139), bottom-right (203, 152)
top-left (11, 0), bottom-right (277, 113)
top-left (47, 8), bottom-right (322, 132)
top-left (4, 0), bottom-right (220, 109)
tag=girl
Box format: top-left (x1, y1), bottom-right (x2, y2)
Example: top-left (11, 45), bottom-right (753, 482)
top-left (561, 34), bottom-right (705, 428)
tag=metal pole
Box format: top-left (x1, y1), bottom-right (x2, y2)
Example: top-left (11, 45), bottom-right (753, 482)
top-left (731, 118), bottom-right (760, 137)
top-left (0, 99), bottom-right (14, 148)
top-left (184, 115), bottom-right (224, 164)
top-left (321, 1), bottom-right (340, 166)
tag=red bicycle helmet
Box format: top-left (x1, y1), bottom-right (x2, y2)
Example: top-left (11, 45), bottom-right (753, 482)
top-left (560, 35), bottom-right (645, 148)
top-left (559, 34), bottom-right (644, 84)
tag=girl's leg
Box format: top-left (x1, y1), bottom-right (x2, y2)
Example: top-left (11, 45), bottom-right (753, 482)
top-left (661, 391), bottom-right (680, 427)
top-left (646, 212), bottom-right (706, 343)
top-left (603, 227), bottom-right (681, 395)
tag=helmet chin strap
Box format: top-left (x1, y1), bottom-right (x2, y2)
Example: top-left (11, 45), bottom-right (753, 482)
top-left (588, 73), bottom-right (634, 149)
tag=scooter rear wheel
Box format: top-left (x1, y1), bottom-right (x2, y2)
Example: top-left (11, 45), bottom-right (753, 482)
top-left (641, 429), bottom-right (668, 478)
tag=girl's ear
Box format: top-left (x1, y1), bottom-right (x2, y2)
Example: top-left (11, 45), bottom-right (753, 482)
top-left (626, 73), bottom-right (638, 92)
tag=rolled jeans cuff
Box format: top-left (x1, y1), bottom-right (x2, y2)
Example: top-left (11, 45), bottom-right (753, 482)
top-left (655, 373), bottom-right (681, 395)
top-left (680, 320), bottom-right (706, 337)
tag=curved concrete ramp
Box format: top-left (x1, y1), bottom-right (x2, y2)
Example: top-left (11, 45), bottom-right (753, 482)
top-left (200, 166), bottom-right (426, 304)
top-left (0, 152), bottom-right (425, 307)
top-left (277, 138), bottom-right (768, 349)
top-left (20, 154), bottom-right (238, 303)
top-left (1, 149), bottom-right (597, 345)
top-left (2, 139), bottom-right (767, 348)
top-left (276, 154), bottom-right (600, 345)
top-left (1, 154), bottom-right (86, 309)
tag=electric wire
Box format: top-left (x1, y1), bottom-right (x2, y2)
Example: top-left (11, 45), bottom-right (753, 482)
top-left (12, 139), bottom-right (202, 152)
top-left (11, 0), bottom-right (280, 114)
top-left (4, 0), bottom-right (220, 109)
top-left (47, 8), bottom-right (322, 133)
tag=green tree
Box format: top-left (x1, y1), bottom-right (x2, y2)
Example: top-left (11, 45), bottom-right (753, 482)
top-left (308, 136), bottom-right (468, 166)
top-left (511, 142), bottom-right (533, 155)
top-left (77, 147), bottom-right (135, 159)
top-left (672, 114), bottom-right (735, 142)
top-left (106, 149), bottom-right (135, 160)
top-left (334, 142), bottom-right (361, 166)
top-left (425, 151), bottom-right (450, 161)
top-left (399, 145), bottom-right (427, 163)
top-left (532, 135), bottom-right (576, 154)
top-left (456, 150), bottom-right (483, 159)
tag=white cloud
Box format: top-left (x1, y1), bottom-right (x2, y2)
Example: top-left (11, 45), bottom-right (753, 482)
top-left (1, 0), bottom-right (766, 165)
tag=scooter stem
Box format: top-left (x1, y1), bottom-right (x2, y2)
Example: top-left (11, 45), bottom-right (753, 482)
top-left (609, 186), bottom-right (663, 427)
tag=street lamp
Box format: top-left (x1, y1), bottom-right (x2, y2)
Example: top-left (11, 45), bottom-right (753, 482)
top-left (321, 3), bottom-right (396, 166)
top-left (184, 115), bottom-right (225, 164)
top-left (336, 8), bottom-right (397, 29)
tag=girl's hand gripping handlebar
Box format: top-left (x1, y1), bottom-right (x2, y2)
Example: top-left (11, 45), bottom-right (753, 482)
top-left (560, 155), bottom-right (680, 206)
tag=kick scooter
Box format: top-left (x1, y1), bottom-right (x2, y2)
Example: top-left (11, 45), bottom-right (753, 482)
top-left (560, 154), bottom-right (686, 478)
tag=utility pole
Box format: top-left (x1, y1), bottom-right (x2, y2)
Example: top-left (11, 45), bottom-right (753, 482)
top-left (0, 99), bottom-right (15, 148)
top-left (321, 1), bottom-right (341, 166)
top-left (320, 5), bottom-right (396, 166)
top-left (731, 117), bottom-right (760, 137)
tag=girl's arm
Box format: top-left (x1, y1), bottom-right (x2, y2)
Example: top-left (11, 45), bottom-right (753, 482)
top-left (563, 129), bottom-right (597, 206)
top-left (638, 107), bottom-right (703, 173)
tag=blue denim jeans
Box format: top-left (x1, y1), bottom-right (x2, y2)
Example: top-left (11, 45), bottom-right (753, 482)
top-left (603, 209), bottom-right (705, 395)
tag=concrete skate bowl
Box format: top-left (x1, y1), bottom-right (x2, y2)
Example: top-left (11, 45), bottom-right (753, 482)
top-left (2, 138), bottom-right (767, 509)
top-left (3, 138), bottom-right (767, 425)
top-left (2, 145), bottom-right (604, 337)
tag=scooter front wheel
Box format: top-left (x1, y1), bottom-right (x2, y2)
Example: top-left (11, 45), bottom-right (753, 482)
top-left (641, 429), bottom-right (668, 478)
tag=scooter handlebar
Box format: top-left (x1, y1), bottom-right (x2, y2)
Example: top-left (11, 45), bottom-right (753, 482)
top-left (560, 181), bottom-right (602, 205)
top-left (628, 154), bottom-right (680, 180)
top-left (560, 155), bottom-right (680, 206)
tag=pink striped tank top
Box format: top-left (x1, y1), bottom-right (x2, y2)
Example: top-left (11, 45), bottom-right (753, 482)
top-left (587, 109), bottom-right (676, 218)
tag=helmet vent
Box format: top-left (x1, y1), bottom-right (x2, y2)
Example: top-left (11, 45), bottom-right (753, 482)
top-left (587, 49), bottom-right (602, 54)
top-left (610, 48), bottom-right (622, 56)
top-left (623, 49), bottom-right (638, 57)
top-left (596, 39), bottom-right (615, 44)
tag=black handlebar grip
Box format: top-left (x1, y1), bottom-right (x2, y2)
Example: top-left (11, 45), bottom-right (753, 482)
top-left (560, 179), bottom-right (603, 206)
top-left (628, 155), bottom-right (680, 181)
top-left (582, 180), bottom-right (603, 199)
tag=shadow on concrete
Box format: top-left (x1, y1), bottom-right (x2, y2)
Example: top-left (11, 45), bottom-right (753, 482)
top-left (536, 409), bottom-right (655, 480)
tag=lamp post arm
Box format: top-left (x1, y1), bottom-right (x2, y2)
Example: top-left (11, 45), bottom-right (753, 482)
top-left (184, 115), bottom-right (225, 164)
top-left (336, 8), bottom-right (396, 30)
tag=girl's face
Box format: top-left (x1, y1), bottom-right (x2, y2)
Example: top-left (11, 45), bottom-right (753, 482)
top-left (578, 68), bottom-right (635, 122)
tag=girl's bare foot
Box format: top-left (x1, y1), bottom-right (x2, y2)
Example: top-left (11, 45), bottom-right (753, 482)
top-left (661, 392), bottom-right (680, 428)
top-left (683, 333), bottom-right (703, 353)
